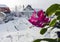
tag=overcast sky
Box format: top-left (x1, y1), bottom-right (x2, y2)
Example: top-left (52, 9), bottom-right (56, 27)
top-left (0, 0), bottom-right (60, 10)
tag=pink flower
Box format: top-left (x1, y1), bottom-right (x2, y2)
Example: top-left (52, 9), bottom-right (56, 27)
top-left (28, 10), bottom-right (50, 28)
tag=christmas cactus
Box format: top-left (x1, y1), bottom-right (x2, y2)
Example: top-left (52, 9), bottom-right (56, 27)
top-left (28, 4), bottom-right (60, 42)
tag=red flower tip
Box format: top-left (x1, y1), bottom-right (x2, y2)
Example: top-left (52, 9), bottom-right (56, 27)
top-left (37, 10), bottom-right (44, 17)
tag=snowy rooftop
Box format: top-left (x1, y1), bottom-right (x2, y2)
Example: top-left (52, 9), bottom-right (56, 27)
top-left (0, 4), bottom-right (8, 7)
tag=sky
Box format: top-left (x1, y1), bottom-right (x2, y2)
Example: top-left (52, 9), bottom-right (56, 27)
top-left (0, 0), bottom-right (60, 10)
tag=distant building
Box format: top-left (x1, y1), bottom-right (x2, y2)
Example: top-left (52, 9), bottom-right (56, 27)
top-left (23, 5), bottom-right (34, 11)
top-left (0, 4), bottom-right (11, 13)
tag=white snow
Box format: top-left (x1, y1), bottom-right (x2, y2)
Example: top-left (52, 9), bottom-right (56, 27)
top-left (0, 17), bottom-right (60, 42)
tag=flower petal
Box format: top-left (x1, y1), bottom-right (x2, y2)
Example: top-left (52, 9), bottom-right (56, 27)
top-left (37, 10), bottom-right (44, 17)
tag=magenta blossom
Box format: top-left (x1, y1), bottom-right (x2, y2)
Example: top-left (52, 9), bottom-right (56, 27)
top-left (28, 10), bottom-right (50, 28)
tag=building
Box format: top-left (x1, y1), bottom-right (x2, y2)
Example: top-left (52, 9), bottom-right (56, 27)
top-left (0, 4), bottom-right (11, 13)
top-left (23, 5), bottom-right (34, 11)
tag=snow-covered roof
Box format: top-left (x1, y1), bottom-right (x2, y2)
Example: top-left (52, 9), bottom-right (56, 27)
top-left (0, 4), bottom-right (8, 7)
top-left (23, 5), bottom-right (34, 11)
